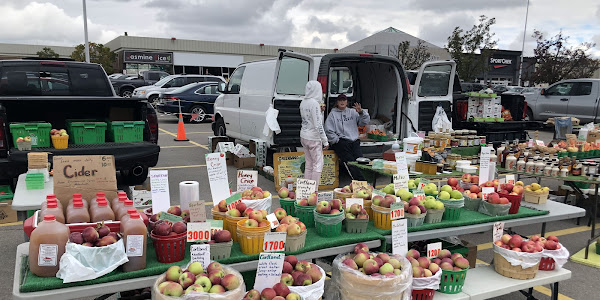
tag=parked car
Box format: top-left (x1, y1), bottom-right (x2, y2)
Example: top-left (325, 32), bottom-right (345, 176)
top-left (0, 60), bottom-right (160, 186)
top-left (157, 81), bottom-right (225, 123)
top-left (132, 74), bottom-right (225, 106)
top-left (525, 79), bottom-right (600, 122)
top-left (461, 82), bottom-right (488, 93)
top-left (110, 70), bottom-right (170, 98)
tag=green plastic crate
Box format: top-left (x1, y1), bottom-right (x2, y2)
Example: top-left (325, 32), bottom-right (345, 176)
top-left (0, 185), bottom-right (14, 201)
top-left (279, 198), bottom-right (296, 217)
top-left (108, 121), bottom-right (145, 143)
top-left (9, 123), bottom-right (51, 148)
top-left (70, 122), bottom-right (107, 144)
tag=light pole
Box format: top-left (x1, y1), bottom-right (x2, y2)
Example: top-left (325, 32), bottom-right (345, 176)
top-left (82, 0), bottom-right (90, 63)
top-left (518, 0), bottom-right (530, 86)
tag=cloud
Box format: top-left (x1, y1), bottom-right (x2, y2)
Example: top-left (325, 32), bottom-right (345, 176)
top-left (409, 0), bottom-right (526, 12)
top-left (418, 13), bottom-right (476, 47)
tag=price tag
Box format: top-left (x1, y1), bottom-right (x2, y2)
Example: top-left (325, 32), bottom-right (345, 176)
top-left (395, 152), bottom-right (409, 175)
top-left (351, 180), bottom-right (369, 191)
top-left (427, 242), bottom-right (442, 258)
top-left (189, 200), bottom-right (206, 222)
top-left (158, 212), bottom-right (183, 226)
top-left (190, 244), bottom-right (210, 268)
top-left (417, 178), bottom-right (430, 190)
top-left (345, 198), bottom-right (364, 210)
top-left (187, 222), bottom-right (211, 242)
top-left (266, 213), bottom-right (280, 229)
top-left (393, 174), bottom-right (409, 192)
top-left (318, 191), bottom-right (334, 202)
top-left (528, 139), bottom-right (534, 147)
top-left (479, 147), bottom-right (492, 185)
top-left (263, 232), bottom-right (286, 252)
top-left (493, 222), bottom-right (505, 242)
top-left (413, 190), bottom-right (425, 202)
top-left (536, 140), bottom-right (545, 146)
top-left (150, 170), bottom-right (171, 215)
top-left (481, 187), bottom-right (495, 200)
top-left (295, 178), bottom-right (317, 201)
top-left (390, 202), bottom-right (405, 220)
top-left (225, 193), bottom-right (242, 211)
top-left (209, 219), bottom-right (224, 236)
top-left (237, 170), bottom-right (258, 192)
top-left (372, 189), bottom-right (386, 197)
top-left (254, 253), bottom-right (285, 292)
top-left (505, 175), bottom-right (515, 185)
top-left (392, 219), bottom-right (408, 256)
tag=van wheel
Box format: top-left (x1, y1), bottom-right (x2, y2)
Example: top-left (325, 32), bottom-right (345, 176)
top-left (187, 105), bottom-right (206, 123)
top-left (121, 88), bottom-right (133, 98)
top-left (214, 118), bottom-right (226, 136)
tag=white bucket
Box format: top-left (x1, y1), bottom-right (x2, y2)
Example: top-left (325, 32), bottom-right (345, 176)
top-left (403, 134), bottom-right (423, 155)
top-left (406, 153), bottom-right (420, 172)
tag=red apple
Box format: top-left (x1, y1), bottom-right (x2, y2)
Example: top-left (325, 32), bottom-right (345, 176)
top-left (447, 178), bottom-right (459, 187)
top-left (508, 235), bottom-right (523, 248)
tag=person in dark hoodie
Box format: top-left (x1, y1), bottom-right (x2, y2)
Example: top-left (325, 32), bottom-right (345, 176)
top-left (325, 94), bottom-right (370, 180)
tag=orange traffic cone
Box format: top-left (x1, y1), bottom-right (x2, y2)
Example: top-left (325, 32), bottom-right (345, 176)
top-left (174, 113), bottom-right (189, 141)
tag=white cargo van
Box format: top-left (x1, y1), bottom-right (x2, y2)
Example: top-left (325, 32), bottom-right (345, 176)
top-left (212, 50), bottom-right (455, 153)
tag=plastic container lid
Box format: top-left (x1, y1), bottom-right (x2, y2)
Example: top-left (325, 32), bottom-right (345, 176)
top-left (124, 200), bottom-right (134, 206)
top-left (97, 196), bottom-right (106, 202)
top-left (130, 212), bottom-right (140, 218)
top-left (44, 215), bottom-right (55, 221)
top-left (96, 192), bottom-right (105, 197)
top-left (74, 201), bottom-right (84, 207)
top-left (46, 194), bottom-right (56, 200)
top-left (118, 192), bottom-right (127, 197)
top-left (118, 195), bottom-right (128, 201)
top-left (98, 200), bottom-right (108, 207)
top-left (127, 209), bottom-right (137, 214)
top-left (73, 193), bottom-right (82, 198)
top-left (47, 202), bottom-right (57, 208)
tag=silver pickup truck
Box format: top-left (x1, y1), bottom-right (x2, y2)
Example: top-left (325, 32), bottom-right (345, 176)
top-left (525, 78), bottom-right (600, 123)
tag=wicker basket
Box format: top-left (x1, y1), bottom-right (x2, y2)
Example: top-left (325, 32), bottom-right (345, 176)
top-left (363, 199), bottom-right (373, 220)
top-left (211, 206), bottom-right (227, 221)
top-left (237, 219), bottom-right (270, 255)
top-left (493, 251), bottom-right (540, 280)
top-left (51, 135), bottom-right (69, 149)
top-left (334, 188), bottom-right (353, 201)
top-left (523, 190), bottom-right (549, 204)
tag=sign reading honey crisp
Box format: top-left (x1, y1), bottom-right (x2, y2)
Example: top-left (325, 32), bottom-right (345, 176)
top-left (53, 155), bottom-right (117, 208)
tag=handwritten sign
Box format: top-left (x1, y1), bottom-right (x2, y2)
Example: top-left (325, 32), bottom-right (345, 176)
top-left (390, 202), bottom-right (405, 220)
top-left (237, 170), bottom-right (258, 192)
top-left (187, 222), bottom-right (211, 242)
top-left (427, 242), bottom-right (442, 258)
top-left (190, 244), bottom-right (210, 268)
top-left (479, 147), bottom-right (492, 185)
top-left (225, 193), bottom-right (242, 211)
top-left (205, 153), bottom-right (231, 204)
top-left (505, 175), bottom-right (515, 185)
top-left (493, 222), bottom-right (505, 242)
top-left (263, 232), bottom-right (286, 252)
top-left (158, 212), bottom-right (183, 226)
top-left (395, 152), bottom-right (409, 175)
top-left (351, 180), bottom-right (369, 191)
top-left (413, 190), bottom-right (425, 202)
top-left (254, 253), bottom-right (285, 292)
top-left (392, 219), bottom-right (408, 256)
top-left (209, 219), bottom-right (224, 236)
top-left (481, 187), bottom-right (495, 200)
top-left (318, 191), bottom-right (334, 202)
top-left (393, 174), bottom-right (409, 192)
top-left (346, 198), bottom-right (364, 210)
top-left (149, 170), bottom-right (171, 215)
top-left (266, 213), bottom-right (280, 229)
top-left (295, 178), bottom-right (317, 201)
top-left (189, 200), bottom-right (206, 222)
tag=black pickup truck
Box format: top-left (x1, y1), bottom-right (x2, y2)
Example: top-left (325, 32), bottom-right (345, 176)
top-left (110, 70), bottom-right (169, 98)
top-left (0, 60), bottom-right (160, 186)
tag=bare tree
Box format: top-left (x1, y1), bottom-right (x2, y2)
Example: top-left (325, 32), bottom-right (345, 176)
top-left (396, 40), bottom-right (433, 70)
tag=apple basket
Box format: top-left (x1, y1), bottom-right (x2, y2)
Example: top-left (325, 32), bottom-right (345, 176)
top-left (412, 267), bottom-right (442, 300)
top-left (405, 212), bottom-right (426, 227)
top-left (334, 188), bottom-right (353, 201)
top-left (279, 198), bottom-right (296, 217)
top-left (438, 267), bottom-right (469, 294)
top-left (151, 231), bottom-right (187, 263)
top-left (209, 240), bottom-right (233, 261)
top-left (371, 204), bottom-right (392, 230)
top-left (424, 208), bottom-right (444, 224)
top-left (478, 200), bottom-right (511, 216)
top-left (497, 192), bottom-right (522, 214)
top-left (285, 229), bottom-right (307, 252)
top-left (437, 198), bottom-right (464, 221)
top-left (345, 217), bottom-right (369, 233)
top-left (211, 206), bottom-right (226, 221)
top-left (332, 253), bottom-right (412, 300)
top-left (463, 197), bottom-right (482, 211)
top-left (363, 199), bottom-right (373, 220)
top-left (313, 209), bottom-right (345, 237)
top-left (16, 140), bottom-right (32, 151)
top-left (294, 202), bottom-right (316, 228)
top-left (236, 219), bottom-right (270, 255)
top-left (288, 264), bottom-right (326, 300)
top-left (51, 135), bottom-right (69, 149)
top-left (153, 263), bottom-right (246, 300)
top-left (493, 244), bottom-right (542, 280)
top-left (224, 214), bottom-right (247, 243)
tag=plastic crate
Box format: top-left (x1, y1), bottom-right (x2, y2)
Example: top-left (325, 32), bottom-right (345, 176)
top-left (70, 122), bottom-right (107, 144)
top-left (0, 185), bottom-right (14, 201)
top-left (439, 268), bottom-right (468, 294)
top-left (108, 121), bottom-right (145, 143)
top-left (9, 123), bottom-right (51, 148)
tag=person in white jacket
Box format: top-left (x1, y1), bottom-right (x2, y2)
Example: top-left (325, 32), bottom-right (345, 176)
top-left (300, 81), bottom-right (329, 184)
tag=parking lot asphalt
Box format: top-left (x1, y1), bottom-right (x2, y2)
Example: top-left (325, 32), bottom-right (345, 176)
top-left (1, 116), bottom-right (597, 300)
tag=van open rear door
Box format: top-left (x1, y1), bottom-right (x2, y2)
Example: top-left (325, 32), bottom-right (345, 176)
top-left (271, 50), bottom-right (315, 146)
top-left (405, 61), bottom-right (456, 135)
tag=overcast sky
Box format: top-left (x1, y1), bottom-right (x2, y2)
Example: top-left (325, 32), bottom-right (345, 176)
top-left (1, 0), bottom-right (599, 57)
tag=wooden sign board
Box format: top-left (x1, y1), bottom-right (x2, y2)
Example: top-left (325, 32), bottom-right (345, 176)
top-left (273, 151), bottom-right (338, 191)
top-left (52, 155), bottom-right (117, 208)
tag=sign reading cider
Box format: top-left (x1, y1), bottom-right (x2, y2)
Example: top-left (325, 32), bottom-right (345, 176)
top-left (123, 51), bottom-right (173, 64)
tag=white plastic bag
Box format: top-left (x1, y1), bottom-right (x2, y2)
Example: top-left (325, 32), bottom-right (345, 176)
top-left (493, 244), bottom-right (542, 269)
top-left (412, 268), bottom-right (442, 290)
top-left (288, 265), bottom-right (325, 300)
top-left (241, 194), bottom-right (273, 213)
top-left (432, 106), bottom-right (452, 133)
top-left (541, 243), bottom-right (570, 269)
top-left (578, 122), bottom-right (595, 141)
top-left (57, 240), bottom-right (128, 283)
top-left (263, 104), bottom-right (281, 137)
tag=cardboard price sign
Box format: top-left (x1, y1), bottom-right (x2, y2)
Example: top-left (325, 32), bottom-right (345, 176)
top-left (317, 191), bottom-right (334, 202)
top-left (263, 232), bottom-right (286, 252)
top-left (190, 244), bottom-right (210, 268)
top-left (481, 187), bottom-right (495, 200)
top-left (189, 200), bottom-right (206, 222)
top-left (345, 198), bottom-right (364, 210)
top-left (266, 213), bottom-right (280, 229)
top-left (390, 202), bottom-right (405, 220)
top-left (225, 193), bottom-right (242, 211)
top-left (187, 222), bottom-right (211, 242)
top-left (493, 222), bottom-right (505, 242)
top-left (237, 170), bottom-right (258, 192)
top-left (427, 242), bottom-right (442, 258)
top-left (159, 212), bottom-right (183, 226)
top-left (351, 180), bottom-right (369, 191)
top-left (205, 153), bottom-right (230, 204)
top-left (393, 174), bottom-right (409, 192)
top-left (150, 170), bottom-right (170, 215)
top-left (395, 152), bottom-right (409, 175)
top-left (413, 190), bottom-right (425, 202)
top-left (52, 155), bottom-right (118, 208)
top-left (505, 175), bottom-right (515, 185)
top-left (417, 178), bottom-right (430, 190)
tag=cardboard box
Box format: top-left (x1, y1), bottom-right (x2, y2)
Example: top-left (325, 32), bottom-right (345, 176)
top-left (233, 154), bottom-right (256, 169)
top-left (28, 152), bottom-right (49, 170)
top-left (586, 131), bottom-right (600, 143)
top-left (208, 136), bottom-right (235, 153)
top-left (226, 151), bottom-right (233, 166)
top-left (0, 200), bottom-right (18, 224)
top-left (250, 139), bottom-right (268, 167)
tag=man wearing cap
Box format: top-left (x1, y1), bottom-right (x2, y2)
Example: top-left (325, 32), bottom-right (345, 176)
top-left (325, 94), bottom-right (370, 180)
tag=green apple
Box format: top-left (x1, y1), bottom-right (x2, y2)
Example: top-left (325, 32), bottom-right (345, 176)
top-left (414, 178), bottom-right (420, 185)
top-left (401, 191), bottom-right (413, 202)
top-left (439, 191), bottom-right (451, 200)
top-left (440, 185), bottom-right (453, 193)
top-left (434, 201), bottom-right (445, 210)
top-left (450, 190), bottom-right (463, 200)
top-left (423, 185), bottom-right (435, 195)
top-left (395, 188), bottom-right (408, 197)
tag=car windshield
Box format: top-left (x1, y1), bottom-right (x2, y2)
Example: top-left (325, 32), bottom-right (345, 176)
top-left (154, 75), bottom-right (175, 86)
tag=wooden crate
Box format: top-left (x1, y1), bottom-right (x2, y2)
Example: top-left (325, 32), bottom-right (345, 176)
top-left (523, 190), bottom-right (549, 204)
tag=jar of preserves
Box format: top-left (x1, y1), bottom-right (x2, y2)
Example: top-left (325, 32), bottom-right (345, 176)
top-left (551, 164), bottom-right (560, 177)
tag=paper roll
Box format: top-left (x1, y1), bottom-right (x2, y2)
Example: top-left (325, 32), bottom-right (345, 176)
top-left (179, 181), bottom-right (199, 210)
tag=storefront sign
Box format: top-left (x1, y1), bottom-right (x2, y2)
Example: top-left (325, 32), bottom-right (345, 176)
top-left (124, 51), bottom-right (173, 64)
top-left (273, 151), bottom-right (339, 191)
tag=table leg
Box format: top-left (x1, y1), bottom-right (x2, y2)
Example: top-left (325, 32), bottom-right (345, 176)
top-left (551, 282), bottom-right (559, 300)
top-left (17, 211), bottom-right (30, 242)
top-left (584, 184), bottom-right (599, 259)
top-left (541, 222), bottom-right (546, 237)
